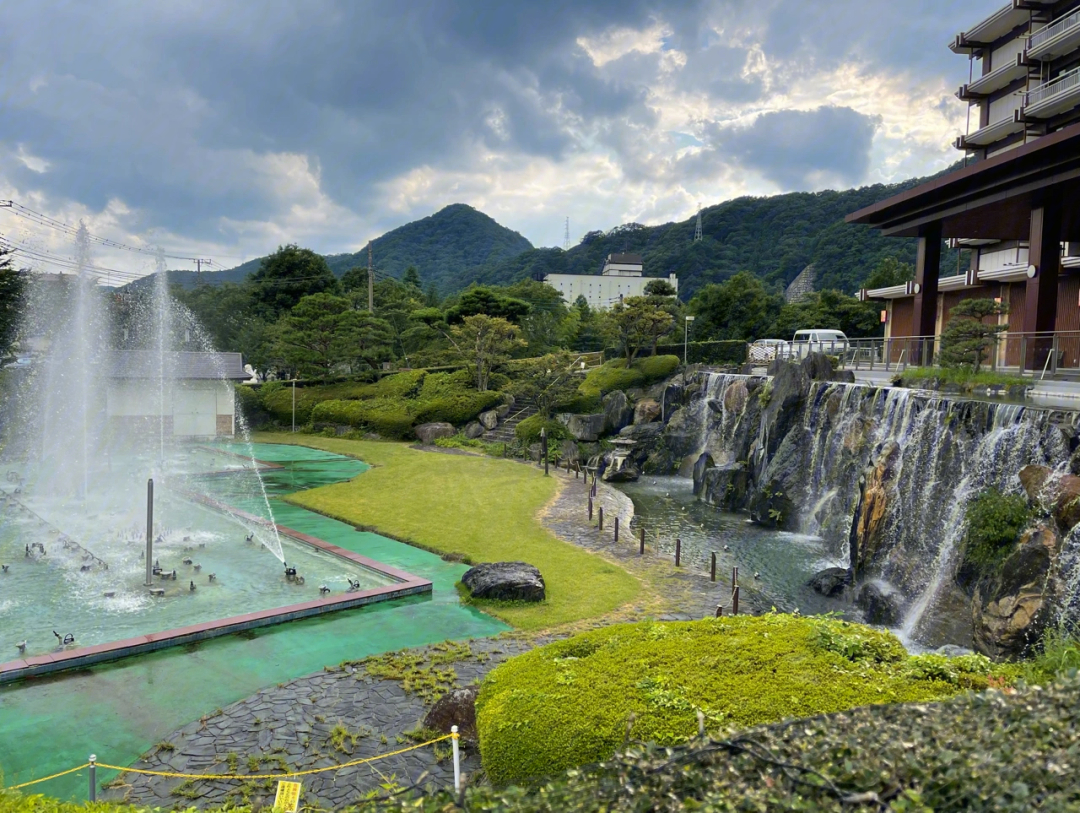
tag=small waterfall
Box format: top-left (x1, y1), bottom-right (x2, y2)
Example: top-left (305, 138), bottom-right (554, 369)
top-left (694, 372), bottom-right (751, 463)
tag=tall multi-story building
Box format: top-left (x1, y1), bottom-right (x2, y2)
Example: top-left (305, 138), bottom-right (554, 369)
top-left (543, 253), bottom-right (678, 310)
top-left (849, 0), bottom-right (1080, 371)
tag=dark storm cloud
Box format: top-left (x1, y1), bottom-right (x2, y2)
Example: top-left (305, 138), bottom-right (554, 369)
top-left (720, 106), bottom-right (880, 189)
top-left (0, 0), bottom-right (991, 247)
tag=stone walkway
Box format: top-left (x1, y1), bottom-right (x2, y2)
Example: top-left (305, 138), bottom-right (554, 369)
top-left (103, 460), bottom-right (767, 809)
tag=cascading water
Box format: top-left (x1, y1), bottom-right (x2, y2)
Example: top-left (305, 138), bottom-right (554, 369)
top-left (684, 372), bottom-right (1074, 647)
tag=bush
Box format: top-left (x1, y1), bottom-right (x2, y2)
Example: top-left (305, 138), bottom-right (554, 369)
top-left (579, 355), bottom-right (680, 398)
top-left (368, 369), bottom-right (426, 399)
top-left (963, 489), bottom-right (1032, 570)
top-left (515, 416), bottom-right (569, 444)
top-left (418, 369), bottom-right (473, 399)
top-left (476, 614), bottom-right (1011, 786)
top-left (413, 391), bottom-right (502, 425)
top-left (435, 433), bottom-right (506, 456)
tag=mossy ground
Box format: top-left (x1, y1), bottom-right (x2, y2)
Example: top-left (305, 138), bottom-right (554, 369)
top-left (255, 433), bottom-right (642, 630)
top-left (475, 614), bottom-right (1018, 786)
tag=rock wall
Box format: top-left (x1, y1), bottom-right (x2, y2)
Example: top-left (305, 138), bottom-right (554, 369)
top-left (635, 355), bottom-right (1080, 657)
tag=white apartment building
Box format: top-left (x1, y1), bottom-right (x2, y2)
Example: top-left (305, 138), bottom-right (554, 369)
top-left (543, 253), bottom-right (679, 310)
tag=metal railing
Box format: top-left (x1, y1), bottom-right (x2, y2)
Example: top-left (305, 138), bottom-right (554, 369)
top-left (1024, 66), bottom-right (1080, 108)
top-left (1029, 8), bottom-right (1080, 51)
top-left (805, 331), bottom-right (1080, 378)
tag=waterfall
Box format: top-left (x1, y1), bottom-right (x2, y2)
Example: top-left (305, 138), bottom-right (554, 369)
top-left (687, 371), bottom-right (1074, 646)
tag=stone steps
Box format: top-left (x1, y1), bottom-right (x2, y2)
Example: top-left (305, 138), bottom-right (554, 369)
top-left (483, 398), bottom-right (539, 444)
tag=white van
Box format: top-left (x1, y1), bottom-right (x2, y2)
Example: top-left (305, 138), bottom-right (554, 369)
top-left (786, 329), bottom-right (849, 359)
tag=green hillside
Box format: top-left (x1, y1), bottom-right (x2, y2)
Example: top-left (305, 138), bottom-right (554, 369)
top-left (475, 168), bottom-right (967, 299)
top-left (143, 203), bottom-right (533, 293)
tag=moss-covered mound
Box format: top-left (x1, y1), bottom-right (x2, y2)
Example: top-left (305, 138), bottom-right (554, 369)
top-left (476, 614), bottom-right (1012, 786)
top-left (578, 355), bottom-right (679, 399)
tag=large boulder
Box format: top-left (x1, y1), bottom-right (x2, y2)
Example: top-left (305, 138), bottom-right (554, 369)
top-left (700, 463), bottom-right (751, 511)
top-left (462, 562), bottom-right (546, 602)
top-left (972, 524), bottom-right (1057, 660)
top-left (423, 686), bottom-right (479, 744)
top-left (619, 422), bottom-right (664, 442)
top-left (602, 459), bottom-right (639, 482)
top-left (559, 413), bottom-right (606, 442)
top-left (851, 441), bottom-right (900, 575)
top-left (634, 398), bottom-right (662, 425)
top-left (495, 403), bottom-right (512, 419)
top-left (808, 567), bottom-right (852, 598)
top-left (479, 409), bottom-right (499, 430)
top-left (1017, 465), bottom-right (1080, 533)
top-left (856, 582), bottom-right (904, 626)
top-left (602, 391), bottom-right (634, 434)
top-left (464, 421), bottom-right (486, 439)
top-left (415, 422), bottom-right (455, 445)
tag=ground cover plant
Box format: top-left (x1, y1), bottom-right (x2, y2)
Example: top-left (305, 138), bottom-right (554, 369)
top-left (475, 613), bottom-right (1017, 786)
top-left (256, 433), bottom-right (641, 630)
top-left (894, 365), bottom-right (1029, 390)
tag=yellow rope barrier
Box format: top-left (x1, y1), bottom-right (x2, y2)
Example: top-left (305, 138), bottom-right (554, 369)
top-left (95, 734), bottom-right (454, 781)
top-left (6, 764), bottom-right (90, 790)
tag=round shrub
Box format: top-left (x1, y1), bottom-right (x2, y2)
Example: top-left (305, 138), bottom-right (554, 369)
top-left (515, 416), bottom-right (569, 444)
top-left (634, 354), bottom-right (679, 383)
top-left (963, 489), bottom-right (1032, 570)
top-left (414, 392), bottom-right (502, 425)
top-left (419, 369), bottom-right (474, 399)
top-left (371, 369), bottom-right (426, 399)
top-left (476, 614), bottom-right (1008, 786)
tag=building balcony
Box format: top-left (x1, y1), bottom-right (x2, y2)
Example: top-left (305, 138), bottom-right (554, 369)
top-left (1026, 8), bottom-right (1080, 60)
top-left (1022, 67), bottom-right (1080, 118)
top-left (950, 1), bottom-right (1054, 53)
top-left (955, 112), bottom-right (1024, 149)
top-left (958, 53), bottom-right (1028, 99)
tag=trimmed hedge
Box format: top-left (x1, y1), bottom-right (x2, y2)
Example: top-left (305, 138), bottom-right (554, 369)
top-left (515, 415), bottom-right (570, 444)
top-left (476, 613), bottom-right (1014, 786)
top-left (579, 355), bottom-right (680, 398)
top-left (310, 390), bottom-right (501, 439)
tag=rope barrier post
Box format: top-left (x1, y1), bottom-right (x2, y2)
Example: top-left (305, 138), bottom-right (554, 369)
top-left (732, 566), bottom-right (738, 591)
top-left (732, 585), bottom-right (740, 616)
top-left (710, 551), bottom-right (716, 582)
top-left (451, 726), bottom-right (461, 793)
top-left (639, 527), bottom-right (645, 555)
top-left (88, 755), bottom-right (97, 802)
top-left (614, 515), bottom-right (619, 543)
top-left (675, 538), bottom-right (681, 567)
top-left (598, 506), bottom-right (604, 531)
top-left (588, 496), bottom-right (593, 521)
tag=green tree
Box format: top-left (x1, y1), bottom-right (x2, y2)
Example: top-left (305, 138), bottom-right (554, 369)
top-left (510, 351), bottom-right (582, 417)
top-left (352, 311), bottom-right (395, 371)
top-left (863, 256), bottom-right (914, 290)
top-left (249, 244), bottom-right (339, 320)
top-left (445, 314), bottom-right (525, 391)
top-left (939, 298), bottom-right (1008, 372)
top-left (340, 265), bottom-right (369, 293)
top-left (689, 272), bottom-right (782, 342)
top-left (402, 266), bottom-right (422, 290)
top-left (504, 279), bottom-right (571, 355)
top-left (275, 293), bottom-right (361, 379)
top-left (643, 278), bottom-right (677, 297)
top-left (772, 290), bottom-right (882, 340)
top-left (567, 295), bottom-right (605, 352)
top-left (445, 286), bottom-right (531, 324)
top-left (607, 296), bottom-right (674, 364)
top-left (0, 246), bottom-right (26, 360)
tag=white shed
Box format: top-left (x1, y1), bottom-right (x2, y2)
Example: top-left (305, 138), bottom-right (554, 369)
top-left (106, 351), bottom-right (248, 439)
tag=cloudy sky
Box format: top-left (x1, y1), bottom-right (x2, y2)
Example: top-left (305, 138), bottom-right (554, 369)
top-left (1, 0), bottom-right (992, 282)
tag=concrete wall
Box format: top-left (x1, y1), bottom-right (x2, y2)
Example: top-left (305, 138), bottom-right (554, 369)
top-left (106, 379), bottom-right (235, 438)
top-left (543, 273), bottom-right (679, 310)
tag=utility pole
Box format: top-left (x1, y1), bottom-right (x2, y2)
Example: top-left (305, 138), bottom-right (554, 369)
top-left (367, 241), bottom-right (374, 313)
top-left (194, 258), bottom-right (212, 279)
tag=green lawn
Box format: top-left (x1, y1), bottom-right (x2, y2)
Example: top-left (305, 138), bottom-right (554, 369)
top-left (255, 433), bottom-right (642, 630)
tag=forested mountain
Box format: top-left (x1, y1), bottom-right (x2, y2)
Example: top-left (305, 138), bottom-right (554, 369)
top-left (474, 167), bottom-right (967, 299)
top-left (147, 204), bottom-right (533, 293)
top-left (130, 164), bottom-right (966, 299)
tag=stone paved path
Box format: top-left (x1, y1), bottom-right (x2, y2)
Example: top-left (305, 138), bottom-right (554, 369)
top-left (104, 460), bottom-right (766, 809)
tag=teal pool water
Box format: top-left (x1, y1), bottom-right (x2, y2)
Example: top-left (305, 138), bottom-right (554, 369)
top-left (0, 443), bottom-right (508, 799)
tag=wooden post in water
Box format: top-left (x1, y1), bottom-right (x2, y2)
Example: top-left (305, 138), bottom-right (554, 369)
top-left (675, 538), bottom-right (681, 567)
top-left (732, 585), bottom-right (740, 616)
top-left (598, 506), bottom-right (604, 531)
top-left (614, 516), bottom-right (619, 543)
top-left (639, 528), bottom-right (645, 555)
top-left (710, 552), bottom-right (716, 582)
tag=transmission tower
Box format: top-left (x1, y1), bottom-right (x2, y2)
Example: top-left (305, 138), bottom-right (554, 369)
top-left (563, 217), bottom-right (570, 251)
top-left (694, 205), bottom-right (703, 242)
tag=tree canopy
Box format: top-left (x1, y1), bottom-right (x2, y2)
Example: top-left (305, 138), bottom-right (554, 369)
top-left (0, 245), bottom-right (26, 360)
top-left (249, 244), bottom-right (339, 320)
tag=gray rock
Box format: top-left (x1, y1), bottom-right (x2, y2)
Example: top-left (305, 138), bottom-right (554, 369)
top-left (856, 582), bottom-right (904, 626)
top-left (602, 391), bottom-right (634, 434)
top-left (935, 644), bottom-right (975, 658)
top-left (462, 562), bottom-right (545, 602)
top-left (495, 404), bottom-right (511, 419)
top-left (602, 460), bottom-right (640, 482)
top-left (634, 398), bottom-right (662, 425)
top-left (414, 422), bottom-right (455, 445)
top-left (619, 422), bottom-right (664, 441)
top-left (464, 421), bottom-right (485, 439)
top-left (808, 567), bottom-right (851, 598)
top-left (479, 410), bottom-right (499, 430)
top-left (559, 439), bottom-right (581, 464)
top-left (563, 413), bottom-right (606, 442)
top-left (832, 370), bottom-right (856, 384)
top-left (423, 686), bottom-right (479, 744)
